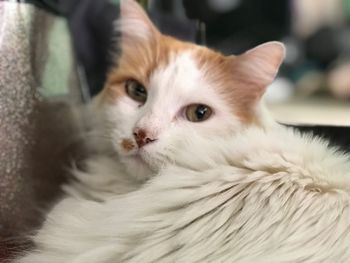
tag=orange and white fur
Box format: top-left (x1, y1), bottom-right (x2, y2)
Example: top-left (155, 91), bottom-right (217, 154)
top-left (16, 1), bottom-right (350, 262)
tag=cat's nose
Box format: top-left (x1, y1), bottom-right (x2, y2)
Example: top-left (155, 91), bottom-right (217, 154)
top-left (133, 128), bottom-right (156, 148)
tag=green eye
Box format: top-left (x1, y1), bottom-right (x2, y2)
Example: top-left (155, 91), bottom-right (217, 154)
top-left (125, 79), bottom-right (147, 103)
top-left (185, 104), bottom-right (212, 122)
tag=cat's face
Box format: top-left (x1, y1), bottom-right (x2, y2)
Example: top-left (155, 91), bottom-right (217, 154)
top-left (97, 0), bottom-right (285, 179)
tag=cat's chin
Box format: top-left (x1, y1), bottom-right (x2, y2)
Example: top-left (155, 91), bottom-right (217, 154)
top-left (120, 153), bottom-right (155, 181)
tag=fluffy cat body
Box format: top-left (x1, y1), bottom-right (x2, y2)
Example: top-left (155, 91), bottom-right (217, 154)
top-left (17, 126), bottom-right (350, 263)
top-left (14, 0), bottom-right (350, 262)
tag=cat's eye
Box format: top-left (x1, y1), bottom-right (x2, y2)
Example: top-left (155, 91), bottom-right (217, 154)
top-left (125, 79), bottom-right (147, 103)
top-left (185, 104), bottom-right (212, 122)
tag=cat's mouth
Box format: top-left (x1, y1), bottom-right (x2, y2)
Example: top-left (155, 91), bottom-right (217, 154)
top-left (128, 148), bottom-right (163, 175)
top-left (120, 137), bottom-right (164, 171)
top-left (118, 143), bottom-right (156, 179)
top-left (120, 138), bottom-right (151, 161)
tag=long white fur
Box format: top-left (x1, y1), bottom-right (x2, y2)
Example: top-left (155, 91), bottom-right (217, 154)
top-left (16, 124), bottom-right (350, 263)
top-left (13, 0), bottom-right (350, 261)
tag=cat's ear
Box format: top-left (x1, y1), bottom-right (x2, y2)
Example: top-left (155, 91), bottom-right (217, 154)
top-left (234, 41), bottom-right (285, 92)
top-left (119, 0), bottom-right (160, 45)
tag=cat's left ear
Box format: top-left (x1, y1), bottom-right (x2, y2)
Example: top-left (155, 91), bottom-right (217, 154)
top-left (119, 0), bottom-right (160, 45)
top-left (234, 41), bottom-right (285, 90)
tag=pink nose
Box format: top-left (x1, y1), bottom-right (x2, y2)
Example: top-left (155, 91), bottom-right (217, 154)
top-left (133, 128), bottom-right (156, 148)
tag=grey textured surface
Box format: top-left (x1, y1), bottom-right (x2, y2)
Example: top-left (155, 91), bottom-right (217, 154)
top-left (0, 2), bottom-right (85, 258)
top-left (0, 2), bottom-right (39, 238)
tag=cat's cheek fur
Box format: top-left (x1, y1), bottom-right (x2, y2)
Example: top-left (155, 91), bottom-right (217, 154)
top-left (105, 97), bottom-right (140, 154)
top-left (137, 119), bottom-right (240, 171)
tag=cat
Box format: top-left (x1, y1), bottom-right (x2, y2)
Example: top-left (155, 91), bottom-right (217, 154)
top-left (14, 0), bottom-right (350, 262)
top-left (62, 0), bottom-right (283, 202)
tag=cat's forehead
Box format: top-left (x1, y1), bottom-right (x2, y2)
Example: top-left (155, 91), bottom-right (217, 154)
top-left (149, 37), bottom-right (232, 93)
top-left (144, 42), bottom-right (235, 110)
top-left (157, 37), bottom-right (231, 78)
top-left (150, 51), bottom-right (202, 94)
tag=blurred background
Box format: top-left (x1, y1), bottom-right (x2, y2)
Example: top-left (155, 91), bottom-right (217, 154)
top-left (56, 0), bottom-right (350, 126)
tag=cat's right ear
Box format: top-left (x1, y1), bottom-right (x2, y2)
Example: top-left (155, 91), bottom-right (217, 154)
top-left (228, 42), bottom-right (285, 103)
top-left (119, 0), bottom-right (160, 47)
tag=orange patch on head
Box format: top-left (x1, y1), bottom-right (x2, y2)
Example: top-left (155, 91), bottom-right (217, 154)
top-left (193, 42), bottom-right (284, 124)
top-left (121, 139), bottom-right (135, 152)
top-left (101, 0), bottom-right (199, 103)
top-left (193, 48), bottom-right (257, 123)
top-left (105, 34), bottom-right (198, 101)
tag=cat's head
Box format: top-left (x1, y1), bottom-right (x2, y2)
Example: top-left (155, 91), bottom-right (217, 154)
top-left (96, 0), bottom-right (285, 179)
